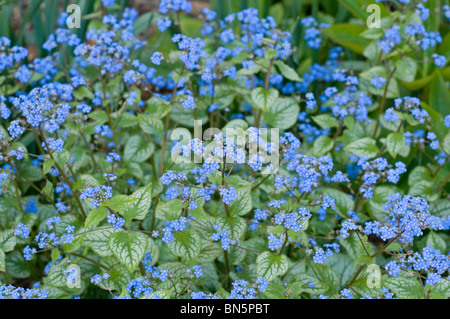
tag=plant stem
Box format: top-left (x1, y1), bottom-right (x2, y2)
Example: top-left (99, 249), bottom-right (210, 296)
top-left (80, 132), bottom-right (98, 171)
top-left (376, 119), bottom-right (405, 157)
top-left (102, 78), bottom-right (120, 154)
top-left (150, 196), bottom-right (159, 232)
top-left (223, 249), bottom-right (231, 289)
top-left (372, 66), bottom-right (398, 139)
top-left (436, 172), bottom-right (450, 193)
top-left (38, 127), bottom-right (86, 219)
top-left (16, 165), bottom-right (58, 209)
top-left (278, 232), bottom-right (289, 256)
top-left (11, 173), bottom-right (25, 214)
top-left (251, 174), bottom-right (271, 191)
top-left (70, 252), bottom-right (110, 271)
top-left (159, 65), bottom-right (185, 176)
top-left (2, 271), bottom-right (10, 285)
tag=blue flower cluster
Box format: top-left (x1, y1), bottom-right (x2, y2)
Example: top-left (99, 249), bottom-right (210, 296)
top-left (385, 246), bottom-right (450, 286)
top-left (365, 194), bottom-right (445, 244)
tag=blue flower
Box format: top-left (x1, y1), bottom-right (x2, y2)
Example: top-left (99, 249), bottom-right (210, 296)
top-left (157, 18), bottom-right (172, 32)
top-left (151, 52), bottom-right (163, 65)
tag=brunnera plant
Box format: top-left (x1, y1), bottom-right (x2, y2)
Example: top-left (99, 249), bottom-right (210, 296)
top-left (0, 0), bottom-right (450, 300)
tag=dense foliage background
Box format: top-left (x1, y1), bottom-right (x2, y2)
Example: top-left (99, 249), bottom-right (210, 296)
top-left (1, 0), bottom-right (450, 299)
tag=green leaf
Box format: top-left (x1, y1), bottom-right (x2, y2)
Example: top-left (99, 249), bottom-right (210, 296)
top-left (438, 32), bottom-right (450, 59)
top-left (263, 98), bottom-right (300, 130)
top-left (426, 231), bottom-right (447, 253)
top-left (103, 195), bottom-right (137, 212)
top-left (83, 227), bottom-right (114, 257)
top-left (189, 207), bottom-right (209, 220)
top-left (238, 63), bottom-right (262, 76)
top-left (43, 158), bottom-right (54, 175)
top-left (265, 49), bottom-right (277, 60)
top-left (138, 114), bottom-right (164, 136)
top-left (168, 229), bottom-right (202, 262)
top-left (344, 116), bottom-right (355, 131)
top-left (85, 206), bottom-right (107, 228)
top-left (223, 119), bottom-right (249, 130)
top-left (312, 114), bottom-right (339, 129)
top-left (74, 174), bottom-right (100, 190)
top-left (272, 226), bottom-right (285, 234)
top-left (213, 216), bottom-right (246, 241)
top-left (106, 264), bottom-right (132, 292)
top-left (169, 102), bottom-right (208, 128)
top-left (179, 13), bottom-right (203, 37)
top-left (294, 273), bottom-right (329, 294)
top-left (409, 181), bottom-right (438, 202)
top-left (44, 258), bottom-right (68, 287)
top-left (442, 132), bottom-right (450, 155)
top-left (268, 3), bottom-right (284, 25)
top-left (322, 24), bottom-right (371, 54)
top-left (442, 66), bottom-right (450, 81)
top-left (146, 97), bottom-right (171, 119)
top-left (360, 28), bottom-right (384, 40)
top-left (155, 198), bottom-right (183, 221)
top-left (112, 112), bottom-right (139, 129)
top-left (74, 86), bottom-right (94, 100)
top-left (150, 288), bottom-right (173, 299)
top-left (108, 231), bottom-right (148, 272)
top-left (251, 88), bottom-right (279, 112)
top-left (0, 232), bottom-right (16, 252)
top-left (408, 166), bottom-right (432, 187)
top-left (367, 186), bottom-right (398, 221)
top-left (63, 234), bottom-right (84, 253)
top-left (263, 283), bottom-right (286, 299)
top-left (339, 0), bottom-right (390, 20)
top-left (311, 263), bottom-right (340, 293)
top-left (429, 72), bottom-right (450, 116)
top-left (53, 150), bottom-right (70, 169)
top-left (326, 253), bottom-right (355, 289)
top-left (121, 185), bottom-right (152, 222)
top-left (123, 135), bottom-right (155, 163)
top-left (51, 248), bottom-right (60, 264)
top-left (228, 185), bottom-right (252, 217)
top-left (339, 233), bottom-right (364, 259)
top-left (216, 287), bottom-right (231, 299)
top-left (360, 66), bottom-right (400, 98)
top-left (0, 249), bottom-right (5, 272)
top-left (322, 188), bottom-right (354, 217)
top-left (395, 58), bottom-right (417, 82)
top-left (5, 251), bottom-right (30, 279)
top-left (386, 132), bottom-right (406, 158)
top-left (41, 180), bottom-right (53, 198)
top-left (430, 279), bottom-right (450, 299)
top-left (385, 242), bottom-right (402, 252)
top-left (384, 277), bottom-right (424, 299)
top-left (145, 238), bottom-right (160, 265)
top-left (17, 159), bottom-right (42, 181)
top-left (88, 110), bottom-right (108, 123)
top-left (431, 200), bottom-right (450, 217)
top-left (354, 254), bottom-right (373, 266)
top-left (344, 137), bottom-right (379, 158)
top-left (274, 60), bottom-right (302, 82)
top-left (400, 73), bottom-right (434, 91)
top-left (312, 136), bottom-right (334, 157)
top-left (256, 252), bottom-right (289, 281)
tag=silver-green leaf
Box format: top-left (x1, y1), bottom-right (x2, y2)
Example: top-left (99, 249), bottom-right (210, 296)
top-left (108, 231), bottom-right (148, 272)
